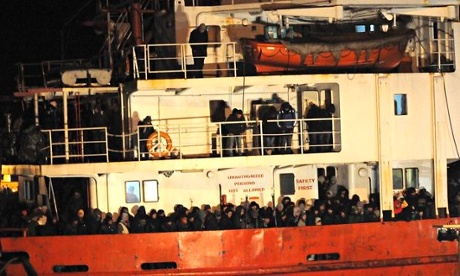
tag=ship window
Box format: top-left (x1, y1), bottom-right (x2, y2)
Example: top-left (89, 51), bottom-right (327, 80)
top-left (125, 181), bottom-right (141, 203)
top-left (53, 265), bottom-right (89, 273)
top-left (317, 168), bottom-right (325, 177)
top-left (394, 94), bottom-right (407, 115)
top-left (393, 168), bottom-right (404, 190)
top-left (207, 25), bottom-right (221, 44)
top-left (265, 25), bottom-right (278, 40)
top-left (280, 173), bottom-right (295, 195)
top-left (355, 25), bottom-right (366, 33)
top-left (141, 262), bottom-right (177, 270)
top-left (405, 168), bottom-right (419, 189)
top-left (307, 253), bottom-right (340, 261)
top-left (143, 180), bottom-right (159, 202)
top-left (209, 100), bottom-right (230, 122)
top-left (326, 166), bottom-right (336, 178)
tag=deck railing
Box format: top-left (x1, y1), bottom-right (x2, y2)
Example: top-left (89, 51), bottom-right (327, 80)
top-left (41, 127), bottom-right (109, 164)
top-left (132, 42), bottom-right (238, 80)
top-left (40, 117), bottom-right (341, 163)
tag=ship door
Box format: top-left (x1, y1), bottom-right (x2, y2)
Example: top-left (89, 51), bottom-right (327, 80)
top-left (296, 83), bottom-right (341, 153)
top-left (47, 178), bottom-right (91, 222)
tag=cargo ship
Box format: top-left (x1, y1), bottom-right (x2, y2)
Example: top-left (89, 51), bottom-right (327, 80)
top-left (1, 0), bottom-right (460, 275)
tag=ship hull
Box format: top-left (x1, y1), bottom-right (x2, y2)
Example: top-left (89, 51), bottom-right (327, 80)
top-left (2, 218), bottom-right (458, 275)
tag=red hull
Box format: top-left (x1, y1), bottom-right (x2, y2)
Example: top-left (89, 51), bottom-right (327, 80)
top-left (2, 218), bottom-right (458, 275)
top-left (242, 29), bottom-right (415, 73)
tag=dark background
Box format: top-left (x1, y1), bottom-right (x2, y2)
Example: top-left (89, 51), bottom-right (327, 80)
top-left (1, 1), bottom-right (101, 95)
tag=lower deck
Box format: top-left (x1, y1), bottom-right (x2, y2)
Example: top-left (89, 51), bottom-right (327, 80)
top-left (2, 218), bottom-right (458, 275)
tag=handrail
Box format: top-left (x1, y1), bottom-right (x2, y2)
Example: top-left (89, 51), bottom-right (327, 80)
top-left (133, 42), bottom-right (238, 80)
top-left (40, 117), bottom-right (341, 163)
top-left (16, 58), bottom-right (108, 92)
top-left (41, 127), bottom-right (109, 164)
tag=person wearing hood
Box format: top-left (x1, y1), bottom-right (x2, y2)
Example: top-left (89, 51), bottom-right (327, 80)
top-left (138, 116), bottom-right (155, 160)
top-left (232, 205), bottom-right (247, 229)
top-left (130, 206), bottom-right (147, 233)
top-left (87, 208), bottom-right (102, 234)
top-left (116, 207), bottom-right (131, 234)
top-left (277, 102), bottom-right (296, 154)
top-left (224, 108), bottom-right (246, 156)
top-left (145, 209), bottom-right (161, 233)
top-left (100, 213), bottom-right (116, 234)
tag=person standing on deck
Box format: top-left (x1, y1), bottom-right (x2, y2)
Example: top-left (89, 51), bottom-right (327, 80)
top-left (224, 108), bottom-right (246, 156)
top-left (306, 101), bottom-right (322, 153)
top-left (138, 116), bottom-right (155, 160)
top-left (189, 23), bottom-right (208, 78)
top-left (262, 106), bottom-right (282, 155)
top-left (277, 102), bottom-right (296, 154)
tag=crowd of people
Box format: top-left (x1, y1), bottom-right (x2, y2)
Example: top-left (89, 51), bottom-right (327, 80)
top-left (1, 93), bottom-right (336, 164)
top-left (304, 98), bottom-right (336, 153)
top-left (0, 176), bottom-right (441, 238)
top-left (221, 101), bottom-right (298, 156)
top-left (219, 97), bottom-right (337, 157)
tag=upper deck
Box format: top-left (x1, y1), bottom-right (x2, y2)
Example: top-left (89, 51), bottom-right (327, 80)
top-left (4, 0), bottom-right (460, 179)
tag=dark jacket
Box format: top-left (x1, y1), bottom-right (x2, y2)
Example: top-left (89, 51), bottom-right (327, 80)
top-left (278, 103), bottom-right (296, 131)
top-left (189, 27), bottom-right (208, 57)
top-left (263, 107), bottom-right (282, 134)
top-left (225, 109), bottom-right (246, 135)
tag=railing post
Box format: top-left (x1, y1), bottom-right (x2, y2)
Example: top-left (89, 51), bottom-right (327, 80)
top-left (260, 123), bottom-right (264, 156)
top-left (233, 42), bottom-right (237, 77)
top-left (49, 130), bottom-right (54, 165)
top-left (105, 127), bottom-right (109, 162)
top-left (178, 125), bottom-right (182, 159)
top-left (299, 118), bottom-right (304, 154)
top-left (143, 45), bottom-right (148, 80)
top-left (219, 123), bottom-right (223, 157)
top-left (137, 125), bottom-right (141, 161)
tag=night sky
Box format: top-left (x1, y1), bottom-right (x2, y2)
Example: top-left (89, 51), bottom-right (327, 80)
top-left (1, 1), bottom-right (101, 95)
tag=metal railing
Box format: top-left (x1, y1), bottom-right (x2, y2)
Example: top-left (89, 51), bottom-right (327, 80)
top-left (41, 127), bottom-right (109, 164)
top-left (40, 117), bottom-right (341, 163)
top-left (16, 58), bottom-right (109, 92)
top-left (133, 42), bottom-right (238, 79)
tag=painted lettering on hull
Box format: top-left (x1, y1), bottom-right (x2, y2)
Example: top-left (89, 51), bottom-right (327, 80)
top-left (298, 186), bottom-right (313, 190)
top-left (296, 178), bottom-right (315, 184)
top-left (243, 188), bottom-right (265, 193)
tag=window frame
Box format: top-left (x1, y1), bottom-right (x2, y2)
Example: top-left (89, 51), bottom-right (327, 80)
top-left (143, 179), bottom-right (160, 202)
top-left (125, 180), bottom-right (141, 203)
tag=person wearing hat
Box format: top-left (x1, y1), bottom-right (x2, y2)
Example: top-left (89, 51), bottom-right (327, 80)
top-left (189, 23), bottom-right (208, 78)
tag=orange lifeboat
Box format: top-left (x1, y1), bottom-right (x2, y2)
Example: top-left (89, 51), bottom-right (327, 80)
top-left (241, 29), bottom-right (415, 74)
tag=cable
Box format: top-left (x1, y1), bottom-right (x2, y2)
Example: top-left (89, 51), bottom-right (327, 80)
top-left (441, 73), bottom-right (460, 158)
